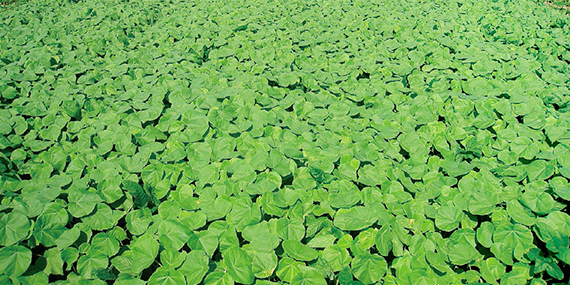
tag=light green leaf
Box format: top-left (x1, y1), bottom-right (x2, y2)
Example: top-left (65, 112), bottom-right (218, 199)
top-left (520, 190), bottom-right (555, 215)
top-left (148, 267), bottom-right (187, 285)
top-left (276, 257), bottom-right (303, 283)
top-left (158, 219), bottom-right (191, 251)
top-left (0, 245), bottom-right (32, 278)
top-left (188, 230), bottom-right (218, 258)
top-left (291, 269), bottom-right (327, 285)
top-left (130, 234), bottom-right (159, 274)
top-left (351, 253), bottom-right (388, 284)
top-left (435, 205), bottom-right (463, 232)
top-left (481, 257), bottom-right (505, 285)
top-left (526, 160), bottom-right (555, 181)
top-left (499, 262), bottom-right (530, 285)
top-left (203, 270), bottom-right (234, 285)
top-left (77, 252), bottom-right (108, 279)
top-left (222, 246), bottom-right (254, 284)
top-left (282, 240), bottom-right (319, 261)
top-left (275, 218), bottom-right (305, 242)
top-left (307, 233), bottom-right (336, 248)
top-left (242, 222), bottom-right (280, 250)
top-left (476, 222), bottom-right (495, 248)
top-left (0, 212), bottom-right (31, 246)
top-left (178, 250), bottom-right (209, 285)
top-left (226, 198), bottom-right (261, 231)
top-left (506, 200), bottom-right (536, 226)
top-left (243, 245), bottom-right (278, 279)
top-left (321, 245), bottom-right (351, 272)
top-left (61, 247), bottom-right (79, 271)
top-left (43, 248), bottom-right (64, 276)
top-left (447, 240), bottom-right (481, 265)
top-left (82, 203), bottom-right (117, 231)
top-left (334, 206), bottom-right (377, 231)
top-left (91, 233), bottom-right (120, 257)
top-left (160, 249), bottom-right (186, 269)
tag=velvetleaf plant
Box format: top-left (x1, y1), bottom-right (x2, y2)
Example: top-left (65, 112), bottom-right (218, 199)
top-left (1, 0), bottom-right (570, 284)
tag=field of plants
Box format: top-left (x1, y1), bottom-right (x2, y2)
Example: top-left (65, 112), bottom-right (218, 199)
top-left (1, 0), bottom-right (570, 284)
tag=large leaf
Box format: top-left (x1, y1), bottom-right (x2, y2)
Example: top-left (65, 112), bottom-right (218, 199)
top-left (129, 234), bottom-right (159, 274)
top-left (0, 245), bottom-right (32, 278)
top-left (77, 252), bottom-right (109, 279)
top-left (148, 267), bottom-right (187, 285)
top-left (221, 246), bottom-right (254, 284)
top-left (282, 240), bottom-right (319, 261)
top-left (435, 205), bottom-right (463, 232)
top-left (351, 253), bottom-right (388, 284)
top-left (178, 250), bottom-right (209, 285)
top-left (0, 212), bottom-right (31, 246)
top-left (334, 206), bottom-right (377, 231)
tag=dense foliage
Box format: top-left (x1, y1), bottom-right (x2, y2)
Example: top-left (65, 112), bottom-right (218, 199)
top-left (1, 0), bottom-right (570, 284)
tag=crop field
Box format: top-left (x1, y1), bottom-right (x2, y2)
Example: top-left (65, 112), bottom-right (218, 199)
top-left (1, 0), bottom-right (570, 284)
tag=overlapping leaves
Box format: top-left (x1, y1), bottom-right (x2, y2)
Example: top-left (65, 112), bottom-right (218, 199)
top-left (1, 0), bottom-right (570, 283)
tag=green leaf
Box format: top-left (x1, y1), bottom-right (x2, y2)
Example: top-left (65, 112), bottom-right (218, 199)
top-left (188, 230), bottom-right (219, 258)
top-left (82, 203), bottom-right (117, 231)
top-left (526, 160), bottom-right (555, 181)
top-left (242, 222), bottom-right (280, 250)
top-left (226, 198), bottom-right (261, 231)
top-left (328, 180), bottom-right (361, 208)
top-left (67, 186), bottom-right (102, 218)
top-left (520, 190), bottom-right (555, 215)
top-left (178, 250), bottom-right (209, 285)
top-left (447, 239), bottom-right (481, 265)
top-left (499, 262), bottom-right (530, 285)
top-left (203, 270), bottom-right (234, 285)
top-left (351, 229), bottom-right (377, 256)
top-left (91, 233), bottom-right (120, 257)
top-left (0, 212), bottom-right (31, 246)
top-left (129, 234), bottom-right (159, 274)
top-left (333, 156), bottom-right (360, 181)
top-left (527, 248), bottom-right (564, 280)
top-left (148, 267), bottom-right (187, 285)
top-left (61, 247), bottom-right (79, 271)
top-left (510, 137), bottom-right (539, 160)
top-left (222, 246), bottom-right (254, 284)
top-left (126, 208), bottom-right (153, 236)
top-left (243, 245), bottom-right (278, 278)
top-left (18, 272), bottom-right (49, 285)
top-left (491, 223), bottom-right (534, 265)
top-left (351, 253), bottom-right (388, 284)
top-left (160, 249), bottom-right (186, 269)
top-left (533, 212), bottom-right (570, 259)
top-left (506, 200), bottom-right (536, 226)
top-left (158, 219), bottom-right (191, 251)
top-left (274, 217), bottom-right (305, 241)
top-left (291, 269), bottom-right (327, 285)
top-left (321, 245), bottom-right (352, 272)
top-left (481, 257), bottom-right (506, 284)
top-left (435, 205), bottom-right (463, 232)
top-left (334, 206), bottom-right (377, 231)
top-left (43, 248), bottom-right (64, 276)
top-left (374, 224), bottom-right (393, 256)
top-left (425, 250), bottom-right (449, 273)
top-left (307, 233), bottom-right (336, 249)
top-left (0, 245), bottom-right (32, 278)
top-left (476, 222), bottom-right (495, 248)
top-left (77, 252), bottom-right (109, 279)
top-left (180, 110), bottom-right (210, 142)
top-left (62, 100), bottom-right (81, 119)
top-left (550, 177), bottom-right (570, 201)
top-left (282, 240), bottom-right (319, 261)
top-left (276, 257), bottom-right (303, 283)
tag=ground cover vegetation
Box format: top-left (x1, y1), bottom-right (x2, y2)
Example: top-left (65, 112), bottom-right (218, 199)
top-left (1, 0), bottom-right (570, 284)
